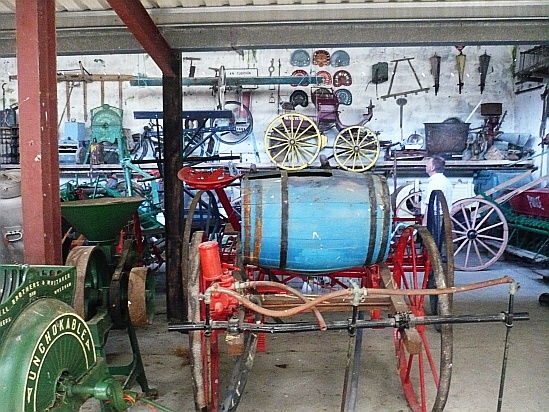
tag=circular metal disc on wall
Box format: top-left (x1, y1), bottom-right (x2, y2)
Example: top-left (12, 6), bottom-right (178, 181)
top-left (335, 88), bottom-right (352, 105)
top-left (333, 70), bottom-right (352, 87)
top-left (313, 50), bottom-right (331, 67)
top-left (290, 49), bottom-right (310, 67)
top-left (291, 69), bottom-right (310, 87)
top-left (290, 90), bottom-right (309, 107)
top-left (331, 50), bottom-right (350, 67)
top-left (316, 70), bottom-right (332, 86)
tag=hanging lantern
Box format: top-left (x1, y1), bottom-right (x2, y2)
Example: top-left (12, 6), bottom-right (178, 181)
top-left (478, 51), bottom-right (491, 94)
top-left (429, 53), bottom-right (441, 95)
top-left (455, 46), bottom-right (466, 94)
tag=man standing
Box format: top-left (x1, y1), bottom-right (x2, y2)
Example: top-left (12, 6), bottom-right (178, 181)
top-left (421, 155), bottom-right (453, 219)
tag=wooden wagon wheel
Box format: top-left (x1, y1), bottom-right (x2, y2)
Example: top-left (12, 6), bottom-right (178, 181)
top-left (333, 126), bottom-right (379, 171)
top-left (264, 113), bottom-right (324, 170)
top-left (391, 184), bottom-right (416, 212)
top-left (184, 225), bottom-right (258, 411)
top-left (391, 225), bottom-right (453, 412)
top-left (450, 197), bottom-right (509, 271)
top-left (394, 190), bottom-right (422, 220)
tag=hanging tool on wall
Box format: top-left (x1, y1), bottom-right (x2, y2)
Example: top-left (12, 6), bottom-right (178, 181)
top-left (380, 57), bottom-right (430, 100)
top-left (267, 59), bottom-right (277, 107)
top-left (429, 53), bottom-right (441, 96)
top-left (396, 98), bottom-right (407, 142)
top-left (478, 51), bottom-right (491, 94)
top-left (277, 59), bottom-right (282, 113)
top-left (455, 46), bottom-right (466, 94)
top-left (182, 56), bottom-right (201, 78)
top-left (371, 62), bottom-right (389, 98)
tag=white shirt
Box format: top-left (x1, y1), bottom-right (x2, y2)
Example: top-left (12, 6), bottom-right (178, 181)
top-left (421, 172), bottom-right (453, 215)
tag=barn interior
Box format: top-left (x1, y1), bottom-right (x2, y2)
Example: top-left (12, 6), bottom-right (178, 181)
top-left (0, 2), bottom-right (548, 412)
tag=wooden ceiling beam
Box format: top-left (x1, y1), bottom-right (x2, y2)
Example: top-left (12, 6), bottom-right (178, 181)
top-left (106, 0), bottom-right (176, 77)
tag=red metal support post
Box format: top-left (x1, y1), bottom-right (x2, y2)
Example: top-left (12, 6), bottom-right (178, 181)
top-left (16, 0), bottom-right (62, 264)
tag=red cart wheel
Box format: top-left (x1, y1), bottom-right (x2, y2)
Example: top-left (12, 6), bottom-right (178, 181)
top-left (185, 225), bottom-right (257, 412)
top-left (187, 244), bottom-right (258, 411)
top-left (391, 225), bottom-right (453, 412)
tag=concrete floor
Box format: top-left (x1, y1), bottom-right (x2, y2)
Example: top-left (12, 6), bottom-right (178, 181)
top-left (82, 256), bottom-right (549, 412)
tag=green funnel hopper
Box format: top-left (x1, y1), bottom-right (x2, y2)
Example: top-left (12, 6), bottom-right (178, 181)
top-left (61, 197), bottom-right (144, 243)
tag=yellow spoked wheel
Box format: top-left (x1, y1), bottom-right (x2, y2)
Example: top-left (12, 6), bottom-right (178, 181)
top-left (333, 126), bottom-right (380, 171)
top-left (264, 113), bottom-right (324, 170)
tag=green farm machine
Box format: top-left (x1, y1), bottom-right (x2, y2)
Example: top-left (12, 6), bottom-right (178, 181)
top-left (0, 196), bottom-right (156, 411)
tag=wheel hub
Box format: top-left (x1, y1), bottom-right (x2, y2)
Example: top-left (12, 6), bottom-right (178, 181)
top-left (467, 229), bottom-right (477, 239)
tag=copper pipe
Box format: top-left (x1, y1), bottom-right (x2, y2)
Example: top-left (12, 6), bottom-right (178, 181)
top-left (239, 280), bottom-right (327, 330)
top-left (210, 276), bottom-right (514, 319)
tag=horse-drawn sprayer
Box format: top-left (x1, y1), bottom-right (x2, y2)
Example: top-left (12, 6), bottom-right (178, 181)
top-left (172, 166), bottom-right (529, 412)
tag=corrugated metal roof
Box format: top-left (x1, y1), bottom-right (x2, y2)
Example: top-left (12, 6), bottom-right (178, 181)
top-left (0, 0), bottom-right (546, 18)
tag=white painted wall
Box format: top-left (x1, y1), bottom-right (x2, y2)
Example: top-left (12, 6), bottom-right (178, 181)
top-left (0, 45), bottom-right (545, 173)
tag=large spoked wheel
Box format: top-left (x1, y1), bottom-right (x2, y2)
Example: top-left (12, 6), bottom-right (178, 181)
top-left (333, 126), bottom-right (380, 171)
top-left (391, 184), bottom-right (417, 212)
top-left (394, 190), bottom-right (422, 220)
top-left (450, 197), bottom-right (509, 271)
top-left (213, 101), bottom-right (254, 145)
top-left (264, 113), bottom-right (323, 170)
top-left (391, 225), bottom-right (453, 412)
top-left (425, 190), bottom-right (455, 316)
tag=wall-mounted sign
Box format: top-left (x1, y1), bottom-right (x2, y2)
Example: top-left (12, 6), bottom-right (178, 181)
top-left (226, 68), bottom-right (259, 89)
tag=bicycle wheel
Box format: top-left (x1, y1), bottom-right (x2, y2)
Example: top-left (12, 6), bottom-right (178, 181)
top-left (425, 190), bottom-right (455, 317)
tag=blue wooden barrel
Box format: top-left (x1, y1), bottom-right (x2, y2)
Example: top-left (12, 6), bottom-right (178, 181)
top-left (241, 170), bottom-right (391, 273)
